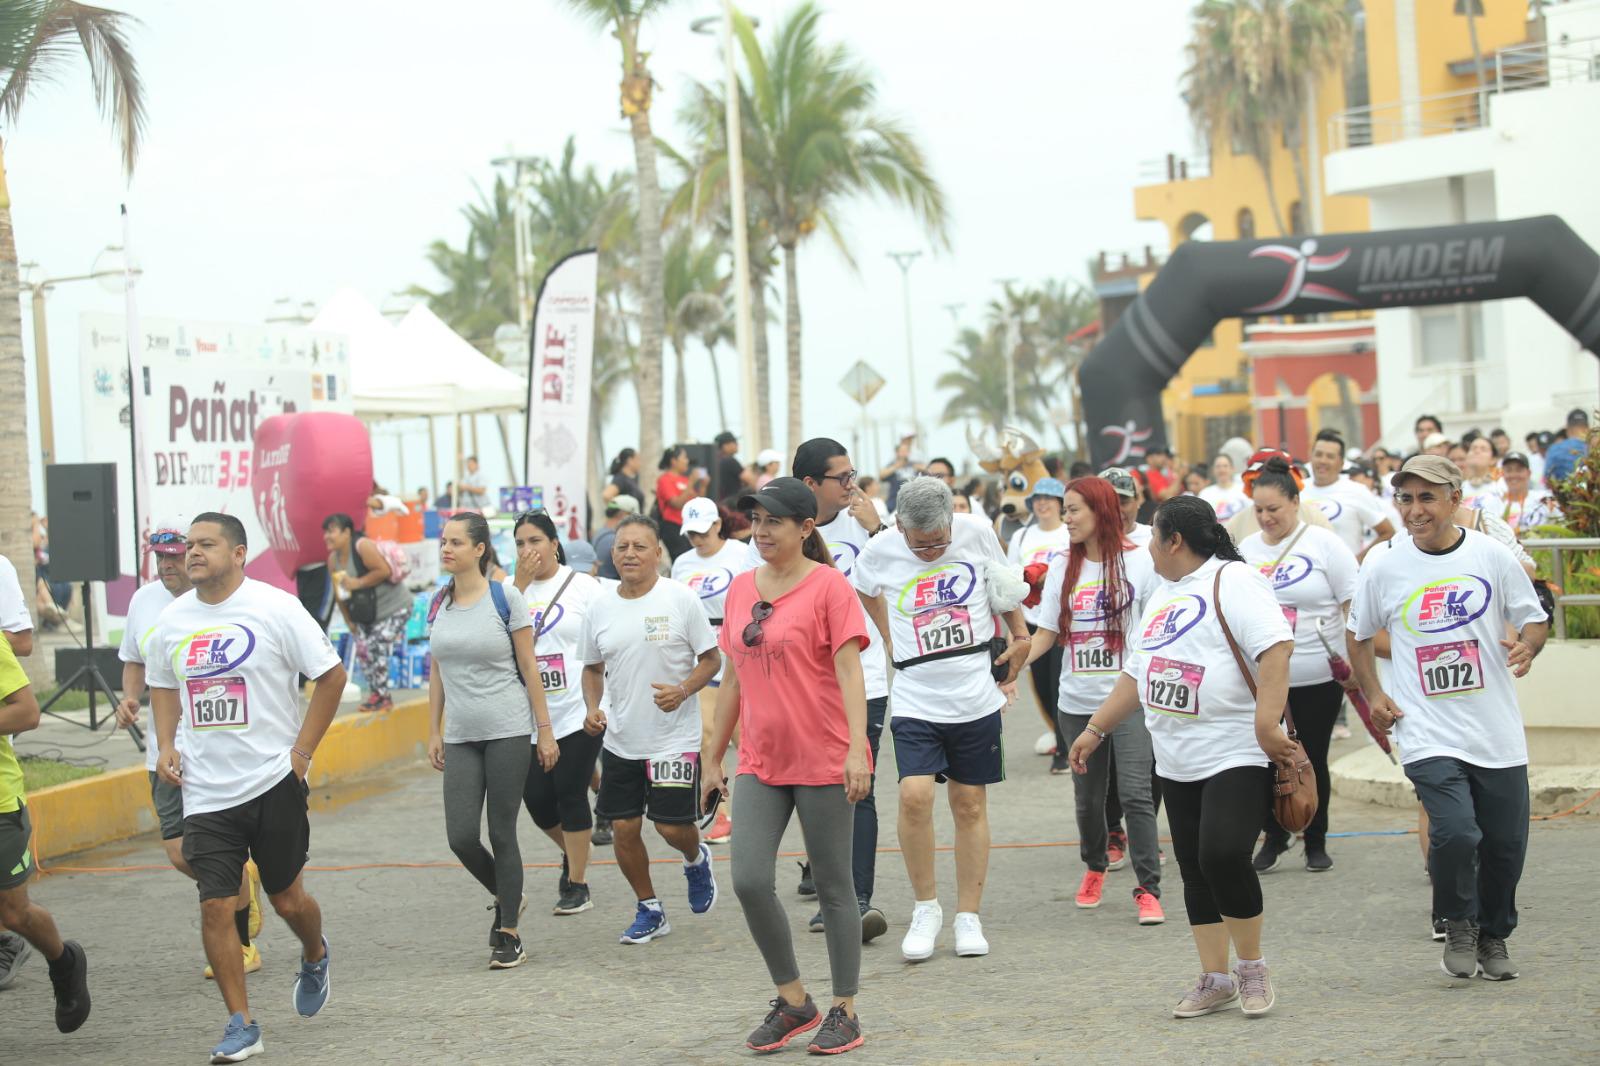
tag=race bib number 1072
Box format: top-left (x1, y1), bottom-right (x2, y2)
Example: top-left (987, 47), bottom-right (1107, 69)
top-left (1416, 641), bottom-right (1484, 699)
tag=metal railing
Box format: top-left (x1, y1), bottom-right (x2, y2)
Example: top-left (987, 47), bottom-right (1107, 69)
top-left (1523, 537), bottom-right (1600, 641)
top-left (1329, 36), bottom-right (1600, 152)
top-left (1136, 154), bottom-right (1211, 184)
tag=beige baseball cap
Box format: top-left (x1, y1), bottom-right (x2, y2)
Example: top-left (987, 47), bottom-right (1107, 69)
top-left (1393, 454), bottom-right (1463, 491)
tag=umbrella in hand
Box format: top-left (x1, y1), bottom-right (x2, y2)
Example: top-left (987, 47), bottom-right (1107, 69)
top-left (1314, 626), bottom-right (1396, 764)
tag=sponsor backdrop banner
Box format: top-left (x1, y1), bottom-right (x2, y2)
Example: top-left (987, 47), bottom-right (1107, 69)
top-left (524, 249), bottom-right (599, 541)
top-left (79, 312), bottom-right (352, 606)
top-left (1078, 215), bottom-right (1600, 467)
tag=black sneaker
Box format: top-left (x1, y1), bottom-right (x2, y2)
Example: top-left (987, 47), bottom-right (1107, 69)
top-left (746, 995), bottom-right (821, 1052)
top-left (489, 932), bottom-right (527, 970)
top-left (554, 882), bottom-right (593, 916)
top-left (860, 903), bottom-right (888, 944)
top-left (1476, 935), bottom-right (1518, 981)
top-left (592, 817), bottom-right (614, 847)
top-left (1431, 916), bottom-right (1447, 942)
top-left (806, 1004), bottom-right (864, 1055)
top-left (1252, 836), bottom-right (1292, 874)
top-left (1441, 919), bottom-right (1480, 979)
top-left (797, 862), bottom-right (816, 898)
top-left (808, 909), bottom-right (825, 933)
top-left (1304, 847), bottom-right (1333, 872)
top-left (1049, 752), bottom-right (1070, 775)
top-left (49, 940), bottom-right (91, 1034)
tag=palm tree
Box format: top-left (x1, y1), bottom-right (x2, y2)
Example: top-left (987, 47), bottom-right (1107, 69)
top-left (936, 326), bottom-right (1042, 436)
top-left (662, 226), bottom-right (726, 440)
top-left (1, 1), bottom-right (145, 646)
top-left (561, 0), bottom-right (677, 472)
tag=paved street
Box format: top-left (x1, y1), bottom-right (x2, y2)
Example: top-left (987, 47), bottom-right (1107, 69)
top-left (5, 710), bottom-right (1598, 1065)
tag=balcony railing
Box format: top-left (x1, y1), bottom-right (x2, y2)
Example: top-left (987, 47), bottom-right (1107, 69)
top-left (1523, 538), bottom-right (1600, 641)
top-left (1329, 36), bottom-right (1600, 152)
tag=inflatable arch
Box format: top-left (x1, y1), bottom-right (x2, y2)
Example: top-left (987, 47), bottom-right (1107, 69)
top-left (1078, 215), bottom-right (1600, 468)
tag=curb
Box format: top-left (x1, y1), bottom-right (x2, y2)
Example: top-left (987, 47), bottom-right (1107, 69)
top-left (1331, 746), bottom-right (1600, 817)
top-left (26, 699), bottom-right (432, 864)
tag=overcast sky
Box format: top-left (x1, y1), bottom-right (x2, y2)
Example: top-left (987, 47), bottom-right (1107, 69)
top-left (15, 0), bottom-right (1196, 503)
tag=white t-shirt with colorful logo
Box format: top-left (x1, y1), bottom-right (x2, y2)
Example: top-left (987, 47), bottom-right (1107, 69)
top-left (1123, 558), bottom-right (1293, 783)
top-left (505, 567), bottom-right (605, 739)
top-left (1238, 523), bottom-right (1358, 688)
top-left (576, 577), bottom-right (718, 761)
top-left (1301, 478), bottom-right (1390, 556)
top-left (145, 579), bottom-right (341, 817)
top-left (1034, 546), bottom-right (1158, 713)
top-left (747, 509), bottom-right (888, 701)
top-left (674, 540), bottom-right (756, 685)
top-left (1348, 528), bottom-right (1545, 769)
top-left (1007, 522), bottom-right (1074, 627)
top-left (1199, 483), bottom-right (1251, 522)
top-left (853, 512), bottom-right (1008, 725)
top-left (119, 579), bottom-right (181, 772)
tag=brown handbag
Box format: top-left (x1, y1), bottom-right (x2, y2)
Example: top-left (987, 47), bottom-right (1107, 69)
top-left (1212, 564), bottom-right (1318, 834)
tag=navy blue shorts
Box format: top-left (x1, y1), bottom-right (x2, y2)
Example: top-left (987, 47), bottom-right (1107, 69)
top-left (890, 711), bottom-right (1006, 786)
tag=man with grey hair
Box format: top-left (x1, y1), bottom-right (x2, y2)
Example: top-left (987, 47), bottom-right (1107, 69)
top-left (853, 477), bottom-right (1031, 963)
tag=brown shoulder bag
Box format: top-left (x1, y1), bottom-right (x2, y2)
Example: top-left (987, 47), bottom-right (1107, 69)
top-left (1212, 564), bottom-right (1318, 833)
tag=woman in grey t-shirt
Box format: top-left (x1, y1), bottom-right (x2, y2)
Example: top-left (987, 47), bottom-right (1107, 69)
top-left (427, 513), bottom-right (557, 971)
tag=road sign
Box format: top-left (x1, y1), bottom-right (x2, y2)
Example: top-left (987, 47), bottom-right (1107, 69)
top-left (839, 360), bottom-right (886, 406)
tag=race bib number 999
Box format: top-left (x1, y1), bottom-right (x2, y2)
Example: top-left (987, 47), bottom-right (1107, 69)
top-left (186, 676), bottom-right (248, 730)
top-left (1416, 641), bottom-right (1484, 699)
top-left (538, 653), bottom-right (567, 694)
top-left (647, 752), bottom-right (699, 788)
top-left (1145, 657), bottom-right (1203, 718)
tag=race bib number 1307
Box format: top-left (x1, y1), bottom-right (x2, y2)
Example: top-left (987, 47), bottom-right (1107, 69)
top-left (186, 676), bottom-right (249, 730)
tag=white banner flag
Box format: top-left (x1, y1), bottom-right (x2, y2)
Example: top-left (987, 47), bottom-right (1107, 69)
top-left (525, 249), bottom-right (598, 541)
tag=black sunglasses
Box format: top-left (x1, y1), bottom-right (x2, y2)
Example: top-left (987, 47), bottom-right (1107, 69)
top-left (741, 600), bottom-right (774, 647)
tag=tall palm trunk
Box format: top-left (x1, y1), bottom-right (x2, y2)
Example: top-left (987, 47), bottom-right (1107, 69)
top-left (749, 265), bottom-right (774, 448)
top-left (782, 242), bottom-right (802, 451)
top-left (1255, 153), bottom-right (1289, 236)
top-left (671, 337), bottom-right (689, 442)
top-left (0, 141), bottom-right (39, 674)
top-left (702, 337), bottom-right (730, 432)
top-left (619, 20), bottom-right (665, 471)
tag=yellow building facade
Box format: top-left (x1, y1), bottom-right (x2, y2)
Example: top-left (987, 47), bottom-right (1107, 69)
top-left (1131, 0), bottom-right (1533, 463)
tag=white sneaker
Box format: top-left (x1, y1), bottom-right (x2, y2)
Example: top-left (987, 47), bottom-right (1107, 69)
top-left (1033, 731), bottom-right (1056, 755)
top-left (953, 912), bottom-right (989, 957)
top-left (900, 902), bottom-right (943, 961)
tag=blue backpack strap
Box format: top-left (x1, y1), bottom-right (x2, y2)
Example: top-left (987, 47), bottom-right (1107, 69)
top-left (488, 580), bottom-right (512, 628)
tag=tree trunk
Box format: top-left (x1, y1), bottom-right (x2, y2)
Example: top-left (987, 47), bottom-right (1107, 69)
top-left (0, 141), bottom-right (43, 683)
top-left (1256, 155), bottom-right (1290, 236)
top-left (749, 265), bottom-right (774, 449)
top-left (703, 337), bottom-right (730, 432)
top-left (672, 337), bottom-right (689, 443)
top-left (782, 242), bottom-right (803, 453)
top-left (621, 26), bottom-right (666, 474)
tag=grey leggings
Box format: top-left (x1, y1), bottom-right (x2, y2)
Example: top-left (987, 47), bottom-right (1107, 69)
top-left (443, 736), bottom-right (531, 926)
top-left (1060, 710), bottom-right (1162, 896)
top-left (731, 776), bottom-right (861, 998)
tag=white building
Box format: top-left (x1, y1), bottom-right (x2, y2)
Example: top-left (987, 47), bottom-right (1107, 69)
top-left (1323, 11), bottom-right (1600, 447)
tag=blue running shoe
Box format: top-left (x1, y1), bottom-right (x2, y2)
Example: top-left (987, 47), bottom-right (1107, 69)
top-left (619, 902), bottom-right (671, 944)
top-left (685, 842), bottom-right (718, 915)
top-left (210, 1012), bottom-right (264, 1063)
top-left (292, 936), bottom-right (331, 1018)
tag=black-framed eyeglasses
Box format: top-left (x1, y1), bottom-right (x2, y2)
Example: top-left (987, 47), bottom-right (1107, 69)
top-left (819, 469), bottom-right (857, 489)
top-left (742, 600), bottom-right (774, 647)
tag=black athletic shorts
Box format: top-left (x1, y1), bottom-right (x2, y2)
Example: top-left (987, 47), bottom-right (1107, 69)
top-left (148, 771), bottom-right (185, 841)
top-left (0, 804), bottom-right (34, 890)
top-left (182, 770), bottom-right (310, 902)
top-left (595, 748), bottom-right (700, 825)
top-left (891, 710), bottom-right (1006, 786)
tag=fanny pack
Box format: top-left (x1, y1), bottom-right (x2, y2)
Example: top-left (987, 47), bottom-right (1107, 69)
top-left (894, 636), bottom-right (1011, 682)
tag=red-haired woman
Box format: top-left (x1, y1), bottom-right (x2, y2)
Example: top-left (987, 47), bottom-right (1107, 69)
top-left (1026, 477), bottom-right (1164, 923)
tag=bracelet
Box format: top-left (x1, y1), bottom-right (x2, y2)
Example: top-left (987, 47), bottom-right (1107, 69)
top-left (536, 721), bottom-right (553, 732)
top-left (678, 684), bottom-right (691, 702)
top-left (1082, 723), bottom-right (1108, 741)
top-left (291, 746), bottom-right (313, 761)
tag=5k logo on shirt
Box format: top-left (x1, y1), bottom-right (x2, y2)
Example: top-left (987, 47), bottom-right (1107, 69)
top-left (898, 562), bottom-right (977, 615)
top-left (1139, 595), bottom-right (1207, 650)
top-left (177, 625), bottom-right (257, 678)
top-left (1402, 576), bottom-right (1493, 635)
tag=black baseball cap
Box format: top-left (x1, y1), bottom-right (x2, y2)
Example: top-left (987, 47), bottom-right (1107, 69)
top-left (1567, 408), bottom-right (1591, 428)
top-left (714, 431), bottom-right (738, 447)
top-left (1501, 450), bottom-right (1531, 469)
top-left (737, 477), bottom-right (818, 520)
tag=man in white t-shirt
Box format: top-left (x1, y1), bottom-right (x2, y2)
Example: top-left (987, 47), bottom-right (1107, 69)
top-left (579, 514), bottom-right (721, 945)
top-left (1100, 467), bottom-right (1151, 547)
top-left (0, 553), bottom-right (33, 657)
top-left (116, 521), bottom-right (264, 978)
top-left (1347, 456), bottom-right (1547, 984)
top-left (1300, 430), bottom-right (1394, 559)
top-left (854, 478), bottom-right (1030, 963)
top-left (147, 513), bottom-right (346, 1061)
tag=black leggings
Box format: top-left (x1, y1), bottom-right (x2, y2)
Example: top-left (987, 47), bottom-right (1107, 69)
top-left (523, 729), bottom-right (605, 833)
top-left (1161, 765), bottom-right (1272, 925)
top-left (1262, 680), bottom-right (1342, 850)
top-left (1026, 624), bottom-right (1064, 751)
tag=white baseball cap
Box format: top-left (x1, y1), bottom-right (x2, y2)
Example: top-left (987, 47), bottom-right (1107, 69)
top-left (756, 448), bottom-right (785, 468)
top-left (680, 497), bottom-right (720, 534)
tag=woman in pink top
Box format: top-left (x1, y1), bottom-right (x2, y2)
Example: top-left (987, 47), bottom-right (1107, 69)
top-left (702, 477), bottom-right (871, 1056)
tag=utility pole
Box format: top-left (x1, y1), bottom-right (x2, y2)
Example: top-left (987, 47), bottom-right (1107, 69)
top-left (993, 278), bottom-right (1019, 426)
top-left (888, 251), bottom-right (922, 436)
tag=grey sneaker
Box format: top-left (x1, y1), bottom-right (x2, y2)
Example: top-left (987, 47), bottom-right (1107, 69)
top-left (0, 932), bottom-right (34, 991)
top-left (1233, 960), bottom-right (1275, 1017)
top-left (1172, 973), bottom-right (1239, 1018)
top-left (1441, 919), bottom-right (1480, 979)
top-left (1476, 935), bottom-right (1519, 981)
top-left (860, 903), bottom-right (888, 944)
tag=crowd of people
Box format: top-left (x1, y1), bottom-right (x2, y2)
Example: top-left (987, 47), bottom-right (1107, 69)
top-left (0, 401), bottom-right (1584, 1060)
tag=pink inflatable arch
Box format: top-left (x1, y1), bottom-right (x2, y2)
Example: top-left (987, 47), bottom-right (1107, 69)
top-left (251, 412), bottom-right (373, 578)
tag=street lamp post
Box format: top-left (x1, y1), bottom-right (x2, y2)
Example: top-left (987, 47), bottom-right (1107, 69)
top-left (20, 247), bottom-right (136, 466)
top-left (993, 278), bottom-right (1019, 426)
top-left (692, 5), bottom-right (761, 447)
top-left (888, 251), bottom-right (922, 436)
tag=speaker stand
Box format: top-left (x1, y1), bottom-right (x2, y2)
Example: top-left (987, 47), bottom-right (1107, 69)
top-left (38, 581), bottom-right (146, 752)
